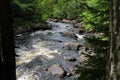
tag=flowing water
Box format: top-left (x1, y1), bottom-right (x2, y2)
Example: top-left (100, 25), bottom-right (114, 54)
top-left (15, 20), bottom-right (85, 80)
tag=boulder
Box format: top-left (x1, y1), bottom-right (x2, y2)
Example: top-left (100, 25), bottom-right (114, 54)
top-left (74, 23), bottom-right (84, 29)
top-left (77, 53), bottom-right (89, 63)
top-left (83, 33), bottom-right (95, 38)
top-left (60, 31), bottom-right (77, 39)
top-left (61, 19), bottom-right (71, 23)
top-left (48, 64), bottom-right (65, 77)
top-left (31, 23), bottom-right (52, 31)
top-left (70, 20), bottom-right (79, 24)
top-left (15, 23), bottom-right (52, 34)
top-left (63, 42), bottom-right (83, 50)
top-left (69, 67), bottom-right (75, 75)
top-left (50, 18), bottom-right (58, 22)
top-left (63, 56), bottom-right (77, 62)
top-left (15, 27), bottom-right (32, 34)
top-left (78, 29), bottom-right (85, 34)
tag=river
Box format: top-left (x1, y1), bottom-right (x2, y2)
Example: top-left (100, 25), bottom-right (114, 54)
top-left (15, 20), bottom-right (86, 80)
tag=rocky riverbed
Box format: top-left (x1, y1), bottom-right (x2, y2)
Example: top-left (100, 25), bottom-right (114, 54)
top-left (15, 20), bottom-right (88, 80)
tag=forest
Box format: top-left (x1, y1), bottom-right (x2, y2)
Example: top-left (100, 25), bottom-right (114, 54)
top-left (0, 0), bottom-right (120, 80)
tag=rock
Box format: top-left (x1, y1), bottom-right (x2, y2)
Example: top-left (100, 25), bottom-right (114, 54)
top-left (74, 23), bottom-right (84, 28)
top-left (41, 77), bottom-right (46, 80)
top-left (74, 23), bottom-right (85, 34)
top-left (48, 76), bottom-right (61, 80)
top-left (48, 64), bottom-right (65, 77)
top-left (83, 33), bottom-right (95, 38)
top-left (74, 23), bottom-right (85, 30)
top-left (63, 42), bottom-right (83, 50)
top-left (31, 23), bottom-right (52, 31)
top-left (63, 56), bottom-right (77, 62)
top-left (61, 19), bottom-right (71, 23)
top-left (77, 53), bottom-right (89, 63)
top-left (15, 23), bottom-right (52, 34)
top-left (60, 31), bottom-right (77, 39)
top-left (16, 27), bottom-right (31, 34)
top-left (78, 29), bottom-right (85, 34)
top-left (70, 20), bottom-right (79, 24)
top-left (50, 18), bottom-right (58, 22)
top-left (69, 67), bottom-right (75, 75)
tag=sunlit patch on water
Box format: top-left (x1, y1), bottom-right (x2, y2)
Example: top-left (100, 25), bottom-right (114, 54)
top-left (16, 41), bottom-right (62, 65)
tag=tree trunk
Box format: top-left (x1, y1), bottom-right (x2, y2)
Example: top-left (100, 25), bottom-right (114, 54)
top-left (107, 0), bottom-right (120, 80)
top-left (0, 28), bottom-right (7, 80)
top-left (0, 0), bottom-right (16, 80)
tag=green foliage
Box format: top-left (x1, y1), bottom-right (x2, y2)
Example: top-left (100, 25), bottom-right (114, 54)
top-left (12, 0), bottom-right (84, 29)
top-left (38, 0), bottom-right (83, 20)
top-left (81, 8), bottom-right (109, 33)
top-left (75, 37), bottom-right (108, 80)
top-left (12, 0), bottom-right (42, 29)
top-left (75, 0), bottom-right (109, 80)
